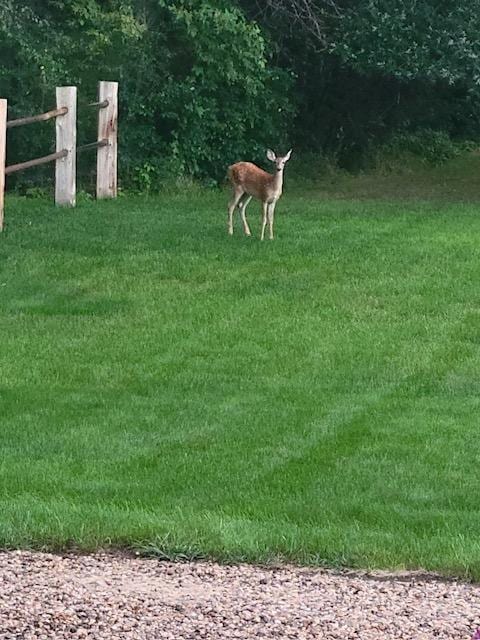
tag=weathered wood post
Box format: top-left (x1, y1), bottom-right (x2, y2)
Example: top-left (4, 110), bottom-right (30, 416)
top-left (0, 99), bottom-right (7, 231)
top-left (96, 81), bottom-right (118, 199)
top-left (55, 86), bottom-right (77, 207)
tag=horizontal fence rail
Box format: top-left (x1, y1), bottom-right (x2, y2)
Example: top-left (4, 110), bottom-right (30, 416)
top-left (88, 99), bottom-right (109, 109)
top-left (6, 107), bottom-right (68, 129)
top-left (77, 138), bottom-right (108, 154)
top-left (5, 149), bottom-right (68, 175)
top-left (0, 80), bottom-right (118, 231)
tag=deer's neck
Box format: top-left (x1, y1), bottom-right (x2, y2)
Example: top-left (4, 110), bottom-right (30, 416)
top-left (270, 168), bottom-right (284, 197)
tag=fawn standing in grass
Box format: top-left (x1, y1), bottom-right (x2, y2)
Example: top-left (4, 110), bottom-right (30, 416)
top-left (227, 149), bottom-right (292, 240)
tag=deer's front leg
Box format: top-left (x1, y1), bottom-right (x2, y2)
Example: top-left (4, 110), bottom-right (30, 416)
top-left (267, 202), bottom-right (276, 240)
top-left (260, 201), bottom-right (268, 241)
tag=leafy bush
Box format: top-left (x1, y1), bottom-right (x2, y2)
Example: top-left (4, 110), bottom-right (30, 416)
top-left (381, 130), bottom-right (462, 166)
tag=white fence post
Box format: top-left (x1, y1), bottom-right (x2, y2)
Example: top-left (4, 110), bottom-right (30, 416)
top-left (55, 86), bottom-right (77, 207)
top-left (96, 81), bottom-right (118, 199)
top-left (0, 99), bottom-right (6, 231)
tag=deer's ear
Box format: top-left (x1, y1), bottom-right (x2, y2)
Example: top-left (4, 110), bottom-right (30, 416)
top-left (266, 149), bottom-right (276, 162)
top-left (284, 149), bottom-right (292, 161)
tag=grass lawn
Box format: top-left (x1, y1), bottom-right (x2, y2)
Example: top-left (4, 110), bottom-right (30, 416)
top-left (2, 155), bottom-right (480, 579)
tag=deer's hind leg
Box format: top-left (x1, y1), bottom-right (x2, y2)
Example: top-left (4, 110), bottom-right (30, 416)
top-left (228, 187), bottom-right (244, 235)
top-left (238, 194), bottom-right (252, 236)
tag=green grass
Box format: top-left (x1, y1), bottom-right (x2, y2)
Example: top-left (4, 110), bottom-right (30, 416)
top-left (2, 155), bottom-right (480, 579)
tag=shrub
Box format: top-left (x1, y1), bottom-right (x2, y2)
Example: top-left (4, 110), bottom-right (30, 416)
top-left (381, 129), bottom-right (462, 166)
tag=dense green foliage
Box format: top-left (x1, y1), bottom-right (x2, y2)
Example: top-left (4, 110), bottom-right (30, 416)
top-left (0, 0), bottom-right (293, 187)
top-left (1, 0), bottom-right (480, 182)
top-left (2, 159), bottom-right (480, 577)
top-left (335, 0), bottom-right (480, 84)
top-left (241, 0), bottom-right (480, 169)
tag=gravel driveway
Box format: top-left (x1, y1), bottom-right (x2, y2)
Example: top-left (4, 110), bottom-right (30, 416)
top-left (0, 551), bottom-right (479, 639)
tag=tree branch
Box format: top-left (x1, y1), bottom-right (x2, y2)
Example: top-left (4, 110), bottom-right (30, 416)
top-left (248, 0), bottom-right (341, 45)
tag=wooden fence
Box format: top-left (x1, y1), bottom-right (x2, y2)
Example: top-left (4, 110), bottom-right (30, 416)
top-left (0, 81), bottom-right (118, 231)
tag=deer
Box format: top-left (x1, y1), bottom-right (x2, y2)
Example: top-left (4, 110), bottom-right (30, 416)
top-left (227, 149), bottom-right (292, 240)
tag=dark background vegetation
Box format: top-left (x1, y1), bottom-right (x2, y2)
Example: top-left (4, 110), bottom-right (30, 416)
top-left (1, 0), bottom-right (480, 190)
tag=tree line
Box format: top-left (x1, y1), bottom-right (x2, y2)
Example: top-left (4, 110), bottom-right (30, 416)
top-left (1, 0), bottom-right (480, 189)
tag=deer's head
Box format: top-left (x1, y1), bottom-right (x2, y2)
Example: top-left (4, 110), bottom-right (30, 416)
top-left (267, 149), bottom-right (292, 172)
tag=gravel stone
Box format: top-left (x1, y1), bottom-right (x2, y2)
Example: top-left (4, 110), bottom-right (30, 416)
top-left (0, 551), bottom-right (479, 639)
